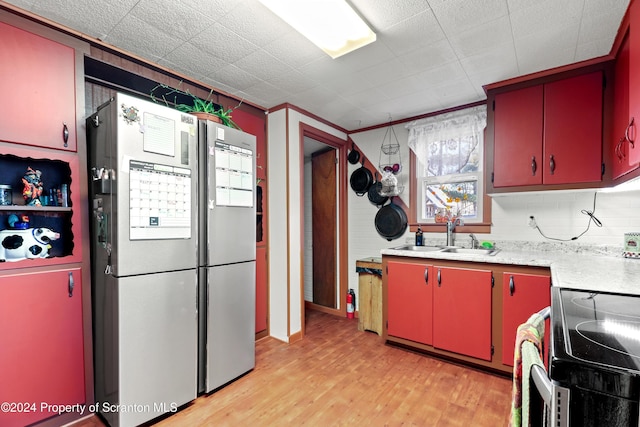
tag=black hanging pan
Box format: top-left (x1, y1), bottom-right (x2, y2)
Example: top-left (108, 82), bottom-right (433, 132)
top-left (368, 172), bottom-right (388, 207)
top-left (350, 157), bottom-right (373, 196)
top-left (348, 140), bottom-right (360, 164)
top-left (375, 197), bottom-right (407, 241)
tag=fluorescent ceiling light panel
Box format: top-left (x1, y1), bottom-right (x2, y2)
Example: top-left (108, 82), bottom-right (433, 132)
top-left (259, 0), bottom-right (376, 58)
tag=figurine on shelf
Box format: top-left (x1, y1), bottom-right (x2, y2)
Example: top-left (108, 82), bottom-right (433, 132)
top-left (0, 226), bottom-right (60, 261)
top-left (21, 167), bottom-right (44, 206)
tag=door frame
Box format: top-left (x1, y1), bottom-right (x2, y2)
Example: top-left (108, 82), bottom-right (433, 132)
top-left (298, 123), bottom-right (348, 332)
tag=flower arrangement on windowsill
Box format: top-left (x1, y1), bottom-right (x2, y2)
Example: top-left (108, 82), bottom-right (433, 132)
top-left (150, 83), bottom-right (241, 130)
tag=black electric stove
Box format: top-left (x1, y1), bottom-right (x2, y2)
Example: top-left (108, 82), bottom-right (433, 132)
top-left (550, 287), bottom-right (640, 426)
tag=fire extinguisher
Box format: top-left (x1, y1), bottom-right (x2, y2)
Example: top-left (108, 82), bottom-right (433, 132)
top-left (346, 289), bottom-right (355, 319)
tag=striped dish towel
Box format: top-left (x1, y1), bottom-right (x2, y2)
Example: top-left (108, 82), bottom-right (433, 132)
top-left (509, 312), bottom-right (545, 427)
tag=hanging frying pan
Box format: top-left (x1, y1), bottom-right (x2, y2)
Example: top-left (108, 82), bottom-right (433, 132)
top-left (374, 197), bottom-right (407, 241)
top-left (367, 172), bottom-right (389, 207)
top-left (347, 140), bottom-right (360, 165)
top-left (350, 157), bottom-right (373, 196)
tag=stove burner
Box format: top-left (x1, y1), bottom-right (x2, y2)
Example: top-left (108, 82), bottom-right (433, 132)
top-left (561, 290), bottom-right (640, 371)
top-left (575, 319), bottom-right (640, 361)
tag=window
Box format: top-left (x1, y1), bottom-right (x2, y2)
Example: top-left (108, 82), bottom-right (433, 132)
top-left (407, 105), bottom-right (488, 227)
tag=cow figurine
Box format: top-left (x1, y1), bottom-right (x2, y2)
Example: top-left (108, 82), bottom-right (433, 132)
top-left (0, 227), bottom-right (60, 262)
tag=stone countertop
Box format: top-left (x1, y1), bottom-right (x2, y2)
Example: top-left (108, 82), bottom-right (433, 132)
top-left (380, 246), bottom-right (640, 296)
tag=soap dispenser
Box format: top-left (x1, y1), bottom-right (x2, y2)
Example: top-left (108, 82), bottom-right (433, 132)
top-left (415, 226), bottom-right (423, 246)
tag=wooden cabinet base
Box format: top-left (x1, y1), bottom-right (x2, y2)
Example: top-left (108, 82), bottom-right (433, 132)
top-left (385, 335), bottom-right (511, 376)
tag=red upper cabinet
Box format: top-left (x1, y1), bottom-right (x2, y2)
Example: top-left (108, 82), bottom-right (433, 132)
top-left (612, 33), bottom-right (636, 179)
top-left (433, 266), bottom-right (492, 361)
top-left (501, 272), bottom-right (551, 367)
top-left (543, 71), bottom-right (603, 184)
top-left (387, 260), bottom-right (433, 345)
top-left (493, 85), bottom-right (544, 187)
top-left (491, 70), bottom-right (604, 189)
top-left (0, 21), bottom-right (77, 151)
top-left (627, 1), bottom-right (640, 166)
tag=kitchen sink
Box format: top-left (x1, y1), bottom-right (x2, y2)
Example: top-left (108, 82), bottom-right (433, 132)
top-left (440, 247), bottom-right (500, 256)
top-left (391, 245), bottom-right (445, 252)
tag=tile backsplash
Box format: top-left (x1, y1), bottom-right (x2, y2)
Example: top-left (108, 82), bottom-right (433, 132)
top-left (488, 189), bottom-right (640, 249)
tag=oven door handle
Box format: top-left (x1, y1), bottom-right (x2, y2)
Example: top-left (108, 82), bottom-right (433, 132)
top-left (538, 306), bottom-right (551, 320)
top-left (530, 358), bottom-right (570, 426)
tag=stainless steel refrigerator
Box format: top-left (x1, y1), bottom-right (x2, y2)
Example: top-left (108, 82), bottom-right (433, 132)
top-left (87, 93), bottom-right (198, 427)
top-left (197, 120), bottom-right (256, 394)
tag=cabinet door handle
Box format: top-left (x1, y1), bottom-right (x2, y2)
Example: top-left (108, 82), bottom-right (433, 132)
top-left (531, 156), bottom-right (537, 176)
top-left (616, 138), bottom-right (625, 161)
top-left (424, 267), bottom-right (429, 284)
top-left (626, 117), bottom-right (636, 148)
top-left (549, 155), bottom-right (555, 175)
top-left (509, 275), bottom-right (514, 296)
top-left (437, 269), bottom-right (441, 287)
top-left (62, 122), bottom-right (69, 147)
top-left (68, 271), bottom-right (74, 297)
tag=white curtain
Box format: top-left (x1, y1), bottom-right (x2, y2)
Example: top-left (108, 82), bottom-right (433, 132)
top-left (405, 105), bottom-right (487, 175)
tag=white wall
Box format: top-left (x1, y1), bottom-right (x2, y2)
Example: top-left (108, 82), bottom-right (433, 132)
top-left (266, 108), bottom-right (347, 341)
top-left (347, 125), bottom-right (412, 309)
top-left (489, 189), bottom-right (640, 248)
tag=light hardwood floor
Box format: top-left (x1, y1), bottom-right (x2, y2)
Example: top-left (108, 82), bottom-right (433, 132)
top-left (74, 310), bottom-right (512, 426)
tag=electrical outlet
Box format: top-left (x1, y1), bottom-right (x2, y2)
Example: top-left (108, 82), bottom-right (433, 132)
top-left (528, 215), bottom-right (537, 228)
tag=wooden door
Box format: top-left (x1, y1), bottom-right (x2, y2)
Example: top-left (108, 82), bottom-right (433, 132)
top-left (312, 148), bottom-right (337, 308)
top-left (0, 268), bottom-right (85, 427)
top-left (501, 272), bottom-right (551, 367)
top-left (0, 22), bottom-right (77, 151)
top-left (543, 71), bottom-right (603, 184)
top-left (433, 266), bottom-right (492, 361)
top-left (493, 85), bottom-right (544, 187)
top-left (387, 261), bottom-right (433, 345)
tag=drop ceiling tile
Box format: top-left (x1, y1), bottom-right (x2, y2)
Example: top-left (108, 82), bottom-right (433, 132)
top-left (243, 80), bottom-right (291, 106)
top-left (379, 10), bottom-right (447, 57)
top-left (262, 32), bottom-right (326, 69)
top-left (448, 16), bottom-right (513, 58)
top-left (430, 0), bottom-right (509, 34)
top-left (29, 0), bottom-right (138, 40)
top-left (130, 0), bottom-right (211, 42)
top-left (360, 60), bottom-right (416, 89)
top-left (412, 60), bottom-right (468, 86)
top-left (179, 0), bottom-right (243, 22)
top-left (189, 22), bottom-right (259, 63)
top-left (349, 0), bottom-right (431, 31)
top-left (209, 63), bottom-right (263, 92)
top-left (4, 0), bottom-right (36, 9)
top-left (105, 14), bottom-right (184, 59)
top-left (265, 70), bottom-right (318, 95)
top-left (515, 25), bottom-right (580, 74)
top-left (163, 42), bottom-right (229, 77)
top-left (510, 0), bottom-right (583, 39)
top-left (396, 39), bottom-right (459, 75)
top-left (221, 0), bottom-right (292, 48)
top-left (233, 49), bottom-right (292, 82)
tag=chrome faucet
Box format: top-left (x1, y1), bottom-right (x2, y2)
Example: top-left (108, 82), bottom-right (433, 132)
top-left (446, 217), bottom-right (463, 246)
top-left (469, 233), bottom-right (479, 249)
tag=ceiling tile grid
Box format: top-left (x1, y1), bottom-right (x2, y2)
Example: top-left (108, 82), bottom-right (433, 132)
top-left (2, 0), bottom-right (630, 130)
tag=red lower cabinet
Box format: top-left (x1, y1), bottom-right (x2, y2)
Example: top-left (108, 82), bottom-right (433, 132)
top-left (433, 266), bottom-right (493, 361)
top-left (501, 272), bottom-right (551, 367)
top-left (387, 261), bottom-right (433, 345)
top-left (0, 268), bottom-right (85, 427)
